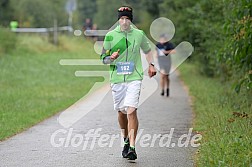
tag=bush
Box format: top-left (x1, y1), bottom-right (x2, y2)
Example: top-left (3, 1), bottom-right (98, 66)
top-left (220, 0), bottom-right (252, 92)
top-left (0, 28), bottom-right (17, 56)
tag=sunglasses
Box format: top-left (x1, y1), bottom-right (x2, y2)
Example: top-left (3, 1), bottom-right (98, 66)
top-left (118, 7), bottom-right (132, 12)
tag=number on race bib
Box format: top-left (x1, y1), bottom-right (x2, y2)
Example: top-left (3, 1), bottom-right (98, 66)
top-left (116, 62), bottom-right (134, 75)
top-left (121, 66), bottom-right (130, 71)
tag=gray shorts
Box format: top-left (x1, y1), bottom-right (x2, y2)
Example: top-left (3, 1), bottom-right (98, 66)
top-left (158, 56), bottom-right (171, 75)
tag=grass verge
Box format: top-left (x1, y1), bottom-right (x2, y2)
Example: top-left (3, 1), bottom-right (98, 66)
top-left (0, 33), bottom-right (107, 141)
top-left (178, 62), bottom-right (252, 166)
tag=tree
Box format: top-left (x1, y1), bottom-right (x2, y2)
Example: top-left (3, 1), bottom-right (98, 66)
top-left (141, 0), bottom-right (163, 19)
top-left (220, 0), bottom-right (252, 92)
top-left (0, 0), bottom-right (14, 26)
top-left (78, 0), bottom-right (97, 22)
top-left (10, 0), bottom-right (67, 27)
top-left (94, 0), bottom-right (122, 30)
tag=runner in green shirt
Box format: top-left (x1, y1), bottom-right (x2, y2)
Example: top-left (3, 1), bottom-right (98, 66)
top-left (101, 6), bottom-right (156, 160)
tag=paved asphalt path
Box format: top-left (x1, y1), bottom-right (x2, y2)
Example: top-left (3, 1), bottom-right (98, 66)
top-left (0, 72), bottom-right (195, 167)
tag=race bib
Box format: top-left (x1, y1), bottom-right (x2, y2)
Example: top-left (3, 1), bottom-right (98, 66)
top-left (116, 62), bottom-right (134, 75)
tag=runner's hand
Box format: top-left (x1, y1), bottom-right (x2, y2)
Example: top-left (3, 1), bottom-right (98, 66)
top-left (110, 49), bottom-right (120, 61)
top-left (148, 65), bottom-right (156, 78)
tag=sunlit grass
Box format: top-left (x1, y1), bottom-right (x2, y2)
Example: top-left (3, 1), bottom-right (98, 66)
top-left (178, 62), bottom-right (252, 166)
top-left (0, 34), bottom-right (107, 140)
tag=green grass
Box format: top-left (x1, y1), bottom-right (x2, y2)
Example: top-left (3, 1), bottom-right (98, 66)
top-left (178, 62), bottom-right (252, 167)
top-left (0, 28), bottom-right (17, 55)
top-left (0, 34), bottom-right (107, 140)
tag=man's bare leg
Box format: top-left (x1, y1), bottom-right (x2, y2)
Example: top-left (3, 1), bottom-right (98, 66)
top-left (127, 107), bottom-right (138, 147)
top-left (126, 107), bottom-right (138, 160)
top-left (118, 111), bottom-right (128, 138)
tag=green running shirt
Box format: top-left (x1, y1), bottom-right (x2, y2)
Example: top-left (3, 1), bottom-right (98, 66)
top-left (101, 25), bottom-right (151, 83)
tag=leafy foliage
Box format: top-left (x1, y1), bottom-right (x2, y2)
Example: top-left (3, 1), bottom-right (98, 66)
top-left (0, 27), bottom-right (17, 55)
top-left (93, 0), bottom-right (122, 29)
top-left (10, 0), bottom-right (67, 27)
top-left (221, 0), bottom-right (252, 92)
top-left (78, 0), bottom-right (97, 23)
top-left (0, 0), bottom-right (14, 26)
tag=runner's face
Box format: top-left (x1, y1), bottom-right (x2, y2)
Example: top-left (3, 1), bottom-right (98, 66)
top-left (119, 16), bottom-right (131, 31)
top-left (160, 37), bottom-right (166, 44)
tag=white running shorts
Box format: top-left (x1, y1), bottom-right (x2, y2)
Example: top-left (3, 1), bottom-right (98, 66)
top-left (110, 80), bottom-right (142, 112)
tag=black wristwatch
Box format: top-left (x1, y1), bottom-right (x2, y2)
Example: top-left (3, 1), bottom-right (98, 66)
top-left (149, 63), bottom-right (155, 67)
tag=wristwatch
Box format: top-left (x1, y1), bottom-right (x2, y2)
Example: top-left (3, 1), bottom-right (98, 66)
top-left (149, 63), bottom-right (155, 67)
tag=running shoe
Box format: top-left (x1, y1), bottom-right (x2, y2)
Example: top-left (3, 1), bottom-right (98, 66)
top-left (122, 140), bottom-right (130, 158)
top-left (161, 90), bottom-right (164, 96)
top-left (127, 147), bottom-right (137, 160)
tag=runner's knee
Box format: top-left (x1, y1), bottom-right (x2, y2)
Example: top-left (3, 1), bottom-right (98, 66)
top-left (127, 108), bottom-right (137, 118)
